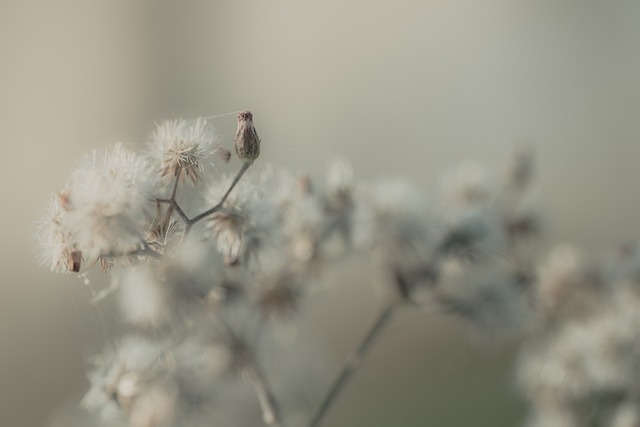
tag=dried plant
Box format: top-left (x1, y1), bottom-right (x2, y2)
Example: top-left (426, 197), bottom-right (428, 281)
top-left (36, 113), bottom-right (639, 426)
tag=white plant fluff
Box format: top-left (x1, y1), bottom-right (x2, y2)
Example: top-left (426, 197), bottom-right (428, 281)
top-left (36, 113), bottom-right (640, 427)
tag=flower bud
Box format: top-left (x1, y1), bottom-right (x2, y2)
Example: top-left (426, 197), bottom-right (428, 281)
top-left (234, 111), bottom-right (260, 164)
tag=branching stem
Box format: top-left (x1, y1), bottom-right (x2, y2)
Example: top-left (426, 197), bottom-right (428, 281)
top-left (308, 305), bottom-right (396, 427)
top-left (184, 161), bottom-right (251, 237)
top-left (189, 162), bottom-right (251, 224)
top-left (212, 314), bottom-right (284, 427)
top-left (245, 364), bottom-right (284, 427)
top-left (153, 162), bottom-right (251, 239)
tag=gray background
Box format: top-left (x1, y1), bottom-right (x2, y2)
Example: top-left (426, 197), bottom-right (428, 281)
top-left (2, 1), bottom-right (640, 425)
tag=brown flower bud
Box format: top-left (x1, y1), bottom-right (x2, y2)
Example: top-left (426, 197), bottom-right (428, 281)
top-left (68, 249), bottom-right (82, 272)
top-left (234, 111), bottom-right (260, 164)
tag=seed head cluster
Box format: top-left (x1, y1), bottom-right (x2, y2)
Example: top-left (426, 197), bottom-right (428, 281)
top-left (36, 116), bottom-right (640, 427)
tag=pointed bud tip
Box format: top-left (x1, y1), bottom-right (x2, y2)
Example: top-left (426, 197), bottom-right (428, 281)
top-left (237, 111), bottom-right (253, 121)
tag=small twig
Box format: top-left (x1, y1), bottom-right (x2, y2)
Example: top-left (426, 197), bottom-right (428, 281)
top-left (170, 169), bottom-right (181, 200)
top-left (171, 201), bottom-right (190, 224)
top-left (245, 364), bottom-right (284, 427)
top-left (211, 314), bottom-right (285, 427)
top-left (306, 234), bottom-right (451, 427)
top-left (308, 305), bottom-right (395, 427)
top-left (183, 162), bottom-right (251, 237)
top-left (152, 199), bottom-right (189, 223)
top-left (153, 162), bottom-right (251, 239)
top-left (189, 162), bottom-right (251, 225)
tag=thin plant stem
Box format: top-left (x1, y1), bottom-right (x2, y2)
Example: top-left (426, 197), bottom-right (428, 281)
top-left (308, 305), bottom-right (396, 427)
top-left (183, 162), bottom-right (251, 237)
top-left (211, 314), bottom-right (284, 427)
top-left (170, 168), bottom-right (181, 200)
top-left (245, 364), bottom-right (284, 427)
top-left (155, 162), bottom-right (251, 239)
top-left (163, 177), bottom-right (180, 230)
top-left (189, 162), bottom-right (251, 225)
top-left (307, 245), bottom-right (447, 427)
top-left (171, 202), bottom-right (190, 224)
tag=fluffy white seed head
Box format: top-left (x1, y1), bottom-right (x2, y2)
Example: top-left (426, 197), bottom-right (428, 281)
top-left (36, 192), bottom-right (81, 272)
top-left (439, 207), bottom-right (506, 262)
top-left (205, 165), bottom-right (293, 266)
top-left (325, 158), bottom-right (355, 208)
top-left (149, 117), bottom-right (216, 185)
top-left (62, 143), bottom-right (152, 261)
top-left (535, 245), bottom-right (605, 322)
top-left (441, 161), bottom-right (491, 208)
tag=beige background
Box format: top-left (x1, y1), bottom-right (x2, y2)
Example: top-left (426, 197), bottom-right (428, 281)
top-left (2, 1), bottom-right (640, 425)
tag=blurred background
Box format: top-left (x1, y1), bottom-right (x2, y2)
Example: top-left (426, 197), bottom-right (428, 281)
top-left (2, 1), bottom-right (640, 425)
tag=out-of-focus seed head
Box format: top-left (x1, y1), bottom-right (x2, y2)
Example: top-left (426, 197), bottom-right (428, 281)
top-left (258, 277), bottom-right (300, 318)
top-left (36, 192), bottom-right (82, 273)
top-left (118, 266), bottom-right (168, 327)
top-left (535, 245), bottom-right (605, 322)
top-left (439, 208), bottom-right (505, 263)
top-left (209, 210), bottom-right (246, 266)
top-left (441, 161), bottom-right (490, 208)
top-left (234, 111), bottom-right (261, 164)
top-left (63, 143), bottom-right (152, 261)
top-left (506, 148), bottom-right (534, 192)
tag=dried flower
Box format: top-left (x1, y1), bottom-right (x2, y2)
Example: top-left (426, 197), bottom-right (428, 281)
top-left (149, 117), bottom-right (215, 185)
top-left (36, 192), bottom-right (82, 272)
top-left (37, 143), bottom-right (152, 267)
top-left (234, 111), bottom-right (261, 164)
top-left (205, 165), bottom-right (292, 267)
top-left (439, 207), bottom-right (505, 262)
top-left (43, 112), bottom-right (633, 427)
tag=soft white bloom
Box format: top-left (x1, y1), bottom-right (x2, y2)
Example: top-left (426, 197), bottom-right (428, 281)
top-left (325, 158), bottom-right (355, 208)
top-left (610, 401), bottom-right (640, 427)
top-left (535, 245), bottom-right (605, 321)
top-left (62, 143), bottom-right (152, 261)
top-left (519, 278), bottom-right (640, 425)
top-left (205, 165), bottom-right (294, 266)
top-left (354, 178), bottom-right (431, 251)
top-left (319, 159), bottom-right (357, 248)
top-left (128, 384), bottom-right (176, 427)
top-left (440, 160), bottom-right (490, 208)
top-left (439, 207), bottom-right (506, 262)
top-left (431, 263), bottom-right (526, 332)
top-left (118, 266), bottom-right (168, 327)
top-left (36, 192), bottom-right (81, 272)
top-left (281, 187), bottom-right (324, 263)
top-left (354, 179), bottom-right (436, 302)
top-left (148, 117), bottom-right (216, 185)
top-left (172, 339), bottom-right (233, 390)
top-left (519, 301), bottom-right (640, 402)
top-left (83, 336), bottom-right (167, 424)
